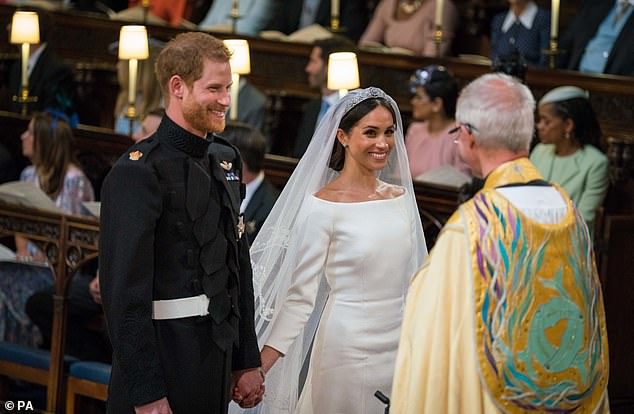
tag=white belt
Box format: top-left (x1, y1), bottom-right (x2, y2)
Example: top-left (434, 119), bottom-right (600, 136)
top-left (152, 294), bottom-right (210, 320)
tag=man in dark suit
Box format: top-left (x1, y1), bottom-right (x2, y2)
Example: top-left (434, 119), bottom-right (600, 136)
top-left (222, 122), bottom-right (280, 245)
top-left (267, 0), bottom-right (369, 41)
top-left (559, 0), bottom-right (634, 76)
top-left (99, 32), bottom-right (263, 414)
top-left (5, 9), bottom-right (77, 116)
top-left (293, 35), bottom-right (356, 159)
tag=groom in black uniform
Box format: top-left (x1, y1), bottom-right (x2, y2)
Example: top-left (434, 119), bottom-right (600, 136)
top-left (99, 32), bottom-right (263, 414)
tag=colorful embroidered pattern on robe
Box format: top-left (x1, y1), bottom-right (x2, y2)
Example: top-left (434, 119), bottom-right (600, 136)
top-left (465, 184), bottom-right (608, 413)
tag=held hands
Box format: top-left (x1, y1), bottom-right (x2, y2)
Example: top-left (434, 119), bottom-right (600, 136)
top-left (134, 397), bottom-right (173, 414)
top-left (232, 368), bottom-right (265, 408)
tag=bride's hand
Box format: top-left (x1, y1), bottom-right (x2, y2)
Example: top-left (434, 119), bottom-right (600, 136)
top-left (260, 345), bottom-right (283, 373)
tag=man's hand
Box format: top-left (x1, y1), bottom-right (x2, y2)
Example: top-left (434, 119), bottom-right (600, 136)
top-left (232, 368), bottom-right (265, 408)
top-left (134, 397), bottom-right (172, 414)
top-left (89, 273), bottom-right (101, 304)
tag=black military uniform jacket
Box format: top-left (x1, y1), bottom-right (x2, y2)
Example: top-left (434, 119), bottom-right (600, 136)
top-left (99, 116), bottom-right (260, 411)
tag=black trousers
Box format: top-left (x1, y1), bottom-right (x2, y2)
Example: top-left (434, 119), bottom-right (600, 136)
top-left (106, 317), bottom-right (233, 414)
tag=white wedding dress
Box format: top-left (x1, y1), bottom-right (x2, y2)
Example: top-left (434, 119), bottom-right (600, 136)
top-left (265, 193), bottom-right (414, 414)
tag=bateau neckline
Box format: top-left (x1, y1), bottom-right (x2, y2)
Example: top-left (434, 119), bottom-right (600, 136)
top-left (310, 191), bottom-right (407, 205)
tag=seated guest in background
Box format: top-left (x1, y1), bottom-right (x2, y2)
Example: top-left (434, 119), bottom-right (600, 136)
top-left (126, 0), bottom-right (189, 27)
top-left (266, 0), bottom-right (369, 41)
top-left (360, 0), bottom-right (458, 56)
top-left (4, 8), bottom-right (77, 118)
top-left (234, 78), bottom-right (268, 143)
top-left (405, 65), bottom-right (470, 177)
top-left (0, 111), bottom-right (94, 347)
top-left (221, 122), bottom-right (280, 245)
top-left (293, 35), bottom-right (356, 158)
top-left (199, 0), bottom-right (281, 36)
top-left (559, 0), bottom-right (634, 76)
top-left (490, 0), bottom-right (550, 66)
top-left (531, 86), bottom-right (609, 234)
top-left (132, 107), bottom-right (164, 143)
top-left (26, 267), bottom-right (111, 363)
top-left (392, 73), bottom-right (609, 414)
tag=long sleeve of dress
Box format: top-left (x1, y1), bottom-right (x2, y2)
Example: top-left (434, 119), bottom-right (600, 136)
top-left (265, 200), bottom-right (332, 355)
top-left (99, 160), bottom-right (166, 406)
top-left (576, 155), bottom-right (608, 233)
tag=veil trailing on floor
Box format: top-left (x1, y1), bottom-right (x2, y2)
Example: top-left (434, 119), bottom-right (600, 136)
top-left (232, 87), bottom-right (427, 413)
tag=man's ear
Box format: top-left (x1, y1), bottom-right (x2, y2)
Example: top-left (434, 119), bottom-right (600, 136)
top-left (466, 127), bottom-right (477, 150)
top-left (169, 75), bottom-right (186, 99)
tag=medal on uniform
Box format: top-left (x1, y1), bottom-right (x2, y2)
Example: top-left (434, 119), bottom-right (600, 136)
top-left (237, 215), bottom-right (245, 239)
top-left (220, 160), bottom-right (232, 171)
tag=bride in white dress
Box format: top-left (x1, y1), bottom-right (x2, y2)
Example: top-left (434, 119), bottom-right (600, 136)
top-left (235, 87), bottom-right (427, 414)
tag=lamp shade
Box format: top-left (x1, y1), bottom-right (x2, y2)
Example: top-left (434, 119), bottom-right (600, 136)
top-left (224, 39), bottom-right (251, 75)
top-left (10, 11), bottom-right (40, 44)
top-left (327, 52), bottom-right (360, 91)
top-left (118, 25), bottom-right (149, 60)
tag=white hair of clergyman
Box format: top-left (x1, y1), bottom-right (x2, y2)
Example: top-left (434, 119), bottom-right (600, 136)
top-left (456, 73), bottom-right (535, 153)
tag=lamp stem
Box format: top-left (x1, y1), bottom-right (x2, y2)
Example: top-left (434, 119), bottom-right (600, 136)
top-left (128, 58), bottom-right (138, 107)
top-left (126, 58), bottom-right (139, 136)
top-left (549, 38), bottom-right (558, 69)
top-left (230, 73), bottom-right (240, 121)
top-left (21, 43), bottom-right (30, 90)
top-left (433, 25), bottom-right (443, 58)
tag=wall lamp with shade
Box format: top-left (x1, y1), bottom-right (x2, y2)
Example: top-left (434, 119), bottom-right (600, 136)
top-left (327, 52), bottom-right (360, 98)
top-left (223, 39), bottom-right (251, 121)
top-left (10, 10), bottom-right (40, 115)
top-left (118, 25), bottom-right (149, 134)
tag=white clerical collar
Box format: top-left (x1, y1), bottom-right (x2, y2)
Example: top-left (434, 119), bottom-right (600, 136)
top-left (502, 1), bottom-right (538, 32)
top-left (28, 43), bottom-right (47, 77)
top-left (241, 171), bottom-right (265, 213)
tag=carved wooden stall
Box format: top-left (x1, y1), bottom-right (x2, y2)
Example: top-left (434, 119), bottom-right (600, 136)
top-left (0, 205), bottom-right (99, 413)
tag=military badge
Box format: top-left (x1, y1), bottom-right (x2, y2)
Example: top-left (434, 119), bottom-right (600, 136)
top-left (220, 161), bottom-right (233, 171)
top-left (129, 150), bottom-right (143, 161)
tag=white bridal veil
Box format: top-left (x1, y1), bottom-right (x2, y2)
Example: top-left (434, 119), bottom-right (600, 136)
top-left (234, 87), bottom-right (427, 413)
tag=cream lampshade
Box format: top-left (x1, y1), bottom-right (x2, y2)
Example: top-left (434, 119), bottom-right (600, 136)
top-left (118, 25), bottom-right (149, 60)
top-left (10, 11), bottom-right (40, 44)
top-left (327, 52), bottom-right (360, 97)
top-left (224, 39), bottom-right (251, 121)
top-left (118, 25), bottom-right (149, 130)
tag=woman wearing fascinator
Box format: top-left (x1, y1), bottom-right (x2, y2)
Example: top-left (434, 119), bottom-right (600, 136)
top-left (232, 87), bottom-right (427, 413)
top-left (530, 85), bottom-right (609, 235)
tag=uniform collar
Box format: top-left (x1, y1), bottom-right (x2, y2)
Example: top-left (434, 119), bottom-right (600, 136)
top-left (157, 115), bottom-right (211, 158)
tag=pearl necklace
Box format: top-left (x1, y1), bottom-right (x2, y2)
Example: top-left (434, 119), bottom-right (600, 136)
top-left (399, 0), bottom-right (423, 15)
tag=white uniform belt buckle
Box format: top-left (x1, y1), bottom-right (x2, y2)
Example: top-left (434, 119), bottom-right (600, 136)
top-left (152, 294), bottom-right (210, 320)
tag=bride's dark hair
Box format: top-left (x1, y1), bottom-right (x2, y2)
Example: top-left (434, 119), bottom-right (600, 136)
top-left (329, 97), bottom-right (396, 171)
